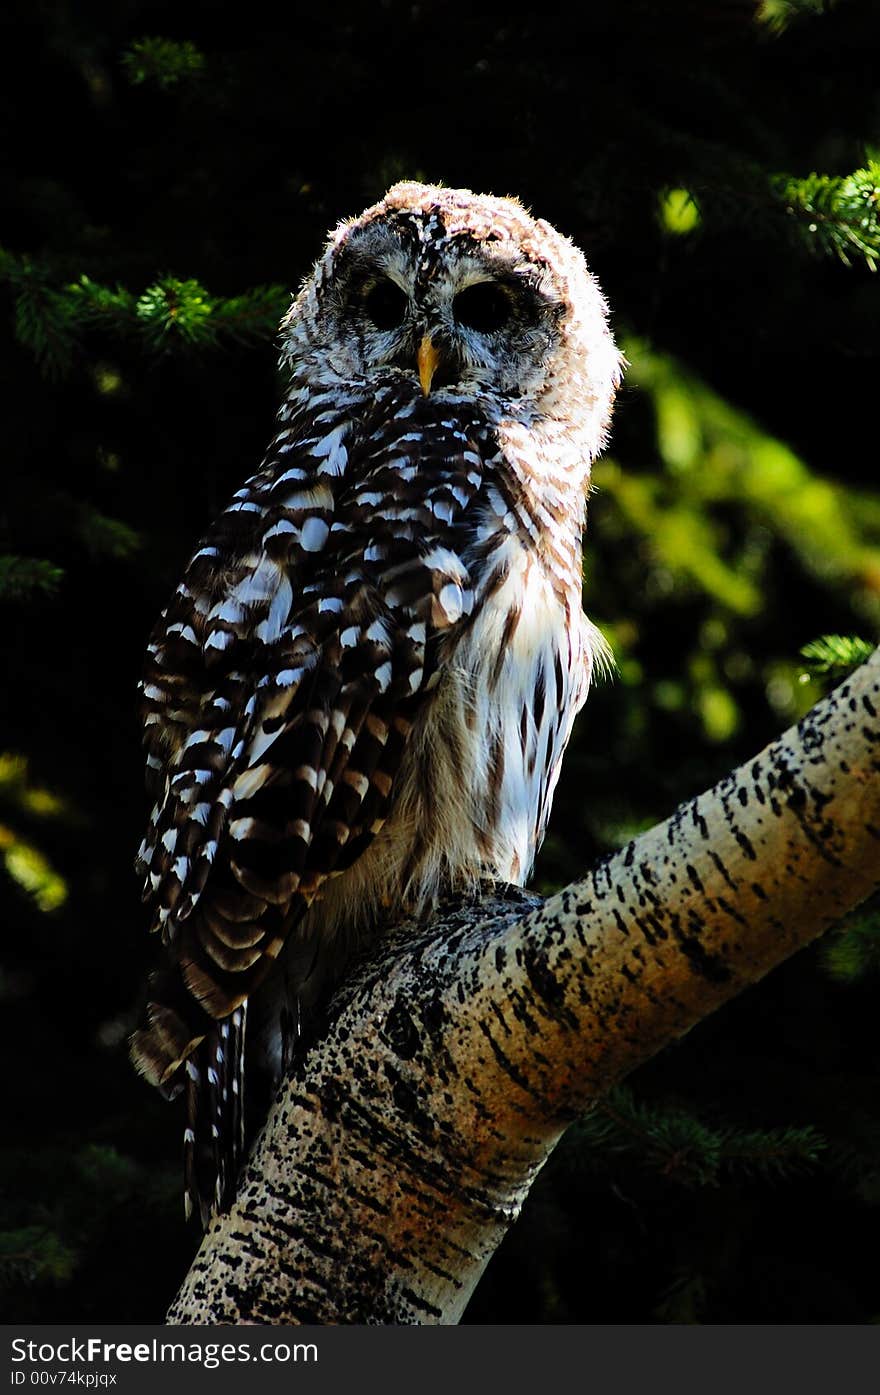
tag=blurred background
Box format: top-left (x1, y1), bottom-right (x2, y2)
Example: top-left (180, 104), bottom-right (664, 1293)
top-left (1, 0), bottom-right (878, 1323)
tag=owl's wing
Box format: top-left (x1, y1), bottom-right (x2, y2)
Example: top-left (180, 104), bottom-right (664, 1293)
top-left (131, 389), bottom-right (489, 1212)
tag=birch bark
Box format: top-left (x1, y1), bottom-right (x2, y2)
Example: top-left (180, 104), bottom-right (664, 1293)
top-left (169, 650), bottom-right (880, 1324)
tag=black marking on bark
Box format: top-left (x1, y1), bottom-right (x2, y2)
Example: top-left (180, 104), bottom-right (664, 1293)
top-left (800, 724), bottom-right (825, 754)
top-left (489, 998), bottom-right (512, 1036)
top-left (421, 992), bottom-right (450, 1040)
top-left (340, 1175), bottom-right (392, 1217)
top-left (336, 1091), bottom-right (499, 1211)
top-left (267, 1211), bottom-right (345, 1263)
top-left (715, 896), bottom-right (748, 927)
top-left (672, 927), bottom-right (733, 984)
top-left (635, 915), bottom-right (657, 947)
top-left (477, 1021), bottom-right (542, 1099)
top-left (383, 1001), bottom-right (421, 1060)
top-left (422, 1257), bottom-right (462, 1284)
top-left (391, 1074), bottom-right (433, 1132)
top-left (398, 1285), bottom-right (443, 1317)
top-left (708, 849), bottom-right (738, 890)
top-left (733, 829), bottom-right (757, 860)
top-left (686, 864), bottom-right (704, 893)
top-left (646, 912), bottom-right (669, 942)
top-left (523, 947), bottom-right (565, 1006)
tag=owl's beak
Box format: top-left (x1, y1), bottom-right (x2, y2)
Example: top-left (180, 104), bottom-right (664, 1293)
top-left (417, 335), bottom-right (442, 395)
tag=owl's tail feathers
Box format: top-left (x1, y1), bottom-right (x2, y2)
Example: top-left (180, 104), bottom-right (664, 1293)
top-left (130, 974), bottom-right (247, 1226)
top-left (183, 1004), bottom-right (247, 1227)
top-left (129, 974), bottom-right (208, 1096)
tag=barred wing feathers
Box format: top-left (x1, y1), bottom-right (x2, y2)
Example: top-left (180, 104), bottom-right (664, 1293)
top-left (131, 388), bottom-right (489, 1212)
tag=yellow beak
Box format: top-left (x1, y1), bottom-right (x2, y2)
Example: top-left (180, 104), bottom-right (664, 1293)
top-left (417, 335), bottom-right (441, 396)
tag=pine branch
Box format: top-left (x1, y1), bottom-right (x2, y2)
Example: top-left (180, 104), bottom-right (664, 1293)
top-left (120, 38), bottom-right (206, 90)
top-left (800, 634), bottom-right (875, 679)
top-left (637, 129), bottom-right (880, 272)
top-left (565, 1087), bottom-right (825, 1187)
top-left (0, 1229), bottom-right (76, 1289)
top-left (773, 163), bottom-right (880, 270)
top-left (1, 250), bottom-right (289, 373)
top-left (135, 278), bottom-right (218, 348)
top-left (0, 556), bottom-right (64, 600)
top-left (67, 275), bottom-right (136, 331)
top-left (211, 286), bottom-right (292, 344)
top-left (1, 253), bottom-right (79, 380)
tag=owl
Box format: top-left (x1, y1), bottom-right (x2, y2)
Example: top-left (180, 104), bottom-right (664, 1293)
top-left (131, 182), bottom-right (622, 1223)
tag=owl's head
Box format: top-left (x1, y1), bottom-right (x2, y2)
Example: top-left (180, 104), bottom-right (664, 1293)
top-left (282, 183), bottom-right (621, 454)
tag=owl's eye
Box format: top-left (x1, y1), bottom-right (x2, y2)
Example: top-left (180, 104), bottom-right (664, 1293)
top-left (363, 279), bottom-right (408, 331)
top-left (453, 282), bottom-right (511, 333)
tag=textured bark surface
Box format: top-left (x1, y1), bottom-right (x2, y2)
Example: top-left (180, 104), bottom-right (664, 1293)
top-left (168, 651), bottom-right (880, 1324)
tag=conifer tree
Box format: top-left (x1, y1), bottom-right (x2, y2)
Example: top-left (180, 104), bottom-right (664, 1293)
top-left (1, 0), bottom-right (877, 1321)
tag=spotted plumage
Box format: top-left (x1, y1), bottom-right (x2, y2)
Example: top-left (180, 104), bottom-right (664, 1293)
top-left (131, 182), bottom-right (622, 1223)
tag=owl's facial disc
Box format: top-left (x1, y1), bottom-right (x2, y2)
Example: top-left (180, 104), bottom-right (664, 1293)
top-left (315, 217), bottom-right (566, 401)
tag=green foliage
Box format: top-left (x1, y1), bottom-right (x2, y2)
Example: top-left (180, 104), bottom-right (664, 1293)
top-left (659, 188), bottom-right (701, 237)
top-left (2, 253), bottom-right (81, 381)
top-left (800, 634), bottom-right (875, 678)
top-left (0, 557), bottom-right (63, 600)
top-left (67, 276), bottom-right (136, 330)
top-left (0, 1228), bottom-right (76, 1290)
top-left (822, 896), bottom-right (880, 983)
top-left (121, 38), bottom-right (206, 90)
top-left (619, 344), bottom-right (880, 606)
top-left (585, 347), bottom-right (879, 760)
top-left (0, 254), bottom-right (290, 373)
top-left (0, 825), bottom-right (67, 912)
top-left (0, 1141), bottom-right (181, 1314)
top-left (756, 0), bottom-right (834, 36)
top-left (135, 278), bottom-right (216, 347)
top-left (564, 1088), bottom-right (826, 1189)
top-left (0, 756), bottom-right (71, 915)
top-left (773, 163), bottom-right (880, 270)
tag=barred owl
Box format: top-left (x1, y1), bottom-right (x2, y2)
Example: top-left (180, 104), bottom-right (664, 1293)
top-left (131, 182), bottom-right (622, 1223)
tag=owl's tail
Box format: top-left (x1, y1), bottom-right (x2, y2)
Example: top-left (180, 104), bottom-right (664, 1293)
top-left (130, 974), bottom-right (248, 1226)
top-left (183, 1003), bottom-right (247, 1226)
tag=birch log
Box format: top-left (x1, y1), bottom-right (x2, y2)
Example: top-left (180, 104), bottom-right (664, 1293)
top-left (169, 650), bottom-right (880, 1324)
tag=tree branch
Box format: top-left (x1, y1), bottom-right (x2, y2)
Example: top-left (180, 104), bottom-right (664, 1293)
top-left (168, 650), bottom-right (880, 1324)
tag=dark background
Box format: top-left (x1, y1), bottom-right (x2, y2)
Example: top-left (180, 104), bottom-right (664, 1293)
top-left (1, 0), bottom-right (878, 1323)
